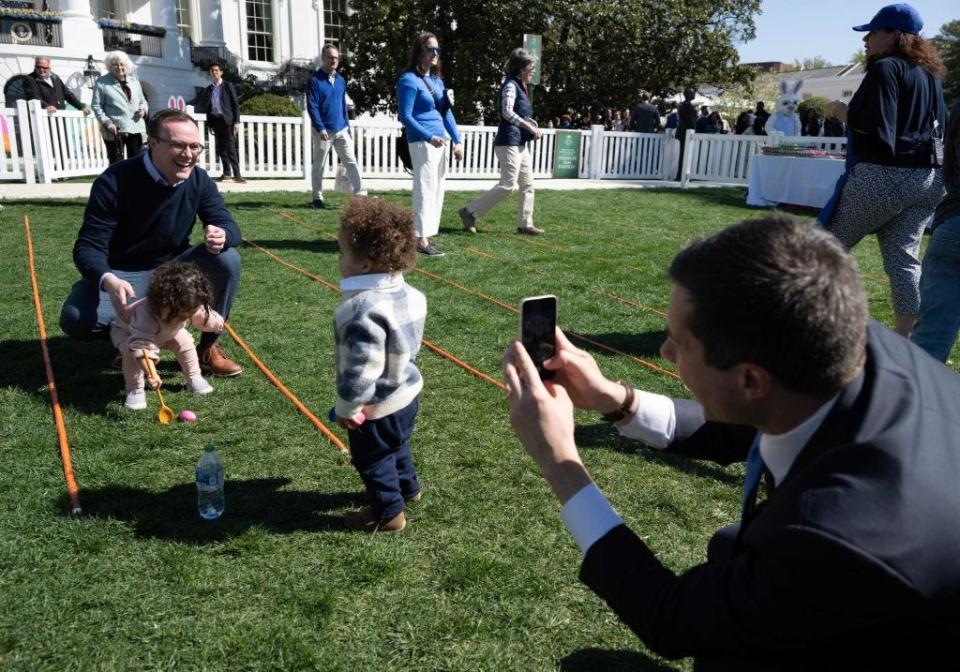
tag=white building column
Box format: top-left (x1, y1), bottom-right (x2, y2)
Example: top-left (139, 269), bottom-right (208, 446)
top-left (197, 0), bottom-right (226, 46)
top-left (152, 0), bottom-right (183, 61)
top-left (56, 0), bottom-right (103, 52)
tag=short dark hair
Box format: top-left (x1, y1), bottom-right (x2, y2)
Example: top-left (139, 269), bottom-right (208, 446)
top-left (404, 32), bottom-right (442, 77)
top-left (668, 214), bottom-right (867, 395)
top-left (339, 197), bottom-right (417, 273)
top-left (209, 63), bottom-right (224, 71)
top-left (148, 108), bottom-right (198, 138)
top-left (505, 47), bottom-right (535, 77)
top-left (147, 261), bottom-right (215, 324)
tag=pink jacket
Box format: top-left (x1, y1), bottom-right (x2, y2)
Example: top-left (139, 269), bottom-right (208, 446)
top-left (115, 298), bottom-right (224, 360)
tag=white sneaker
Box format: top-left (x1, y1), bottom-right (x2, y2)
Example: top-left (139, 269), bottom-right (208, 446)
top-left (124, 389), bottom-right (147, 410)
top-left (187, 377), bottom-right (214, 395)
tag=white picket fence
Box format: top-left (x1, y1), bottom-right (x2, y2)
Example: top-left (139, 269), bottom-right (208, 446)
top-left (680, 130), bottom-right (848, 186)
top-left (1, 101), bottom-right (681, 185)
top-left (1, 103), bottom-right (845, 187)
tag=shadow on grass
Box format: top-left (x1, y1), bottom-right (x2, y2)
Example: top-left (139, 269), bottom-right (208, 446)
top-left (244, 238), bottom-right (339, 254)
top-left (574, 423), bottom-right (739, 486)
top-left (559, 647), bottom-right (676, 672)
top-left (1, 199), bottom-right (87, 209)
top-left (643, 186), bottom-right (746, 210)
top-left (571, 329), bottom-right (668, 360)
top-left (71, 478), bottom-right (364, 542)
top-left (0, 336), bottom-right (120, 414)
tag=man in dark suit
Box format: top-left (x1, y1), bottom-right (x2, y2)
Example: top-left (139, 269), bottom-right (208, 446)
top-left (201, 63), bottom-right (245, 183)
top-left (23, 57), bottom-right (91, 116)
top-left (675, 87), bottom-right (698, 180)
top-left (630, 90), bottom-right (661, 133)
top-left (503, 213), bottom-right (960, 669)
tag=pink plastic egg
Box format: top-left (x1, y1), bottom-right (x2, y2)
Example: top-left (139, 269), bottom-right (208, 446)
top-left (179, 409), bottom-right (197, 423)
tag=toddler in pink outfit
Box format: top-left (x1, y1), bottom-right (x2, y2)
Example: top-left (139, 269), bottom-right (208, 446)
top-left (110, 261), bottom-right (225, 410)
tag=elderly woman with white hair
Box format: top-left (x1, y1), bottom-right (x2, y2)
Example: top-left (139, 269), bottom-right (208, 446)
top-left (459, 47), bottom-right (544, 235)
top-left (92, 51), bottom-right (148, 164)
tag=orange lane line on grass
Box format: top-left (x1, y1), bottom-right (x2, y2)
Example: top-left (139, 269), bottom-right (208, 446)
top-left (241, 237), bottom-right (506, 392)
top-left (268, 209), bottom-right (678, 380)
top-left (412, 265), bottom-right (679, 381)
top-left (593, 290), bottom-right (668, 318)
top-left (24, 216), bottom-right (82, 516)
top-left (461, 247), bottom-right (667, 319)
top-left (222, 322), bottom-right (348, 453)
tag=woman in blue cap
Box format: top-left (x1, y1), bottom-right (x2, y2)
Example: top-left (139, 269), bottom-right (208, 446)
top-left (820, 3), bottom-right (946, 337)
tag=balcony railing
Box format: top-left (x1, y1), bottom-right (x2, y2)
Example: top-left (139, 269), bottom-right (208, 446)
top-left (102, 28), bottom-right (162, 57)
top-left (0, 15), bottom-right (62, 47)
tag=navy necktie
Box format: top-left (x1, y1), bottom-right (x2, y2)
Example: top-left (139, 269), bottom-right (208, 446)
top-left (741, 433), bottom-right (764, 522)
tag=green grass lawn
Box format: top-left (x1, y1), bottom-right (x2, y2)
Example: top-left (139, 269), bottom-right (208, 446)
top-left (1, 187), bottom-right (954, 671)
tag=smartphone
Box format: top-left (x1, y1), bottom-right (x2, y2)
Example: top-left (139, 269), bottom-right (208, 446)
top-left (518, 295), bottom-right (557, 380)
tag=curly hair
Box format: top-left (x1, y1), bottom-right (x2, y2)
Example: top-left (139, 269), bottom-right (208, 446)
top-left (146, 261), bottom-right (216, 324)
top-left (870, 33), bottom-right (946, 78)
top-left (338, 197), bottom-right (417, 273)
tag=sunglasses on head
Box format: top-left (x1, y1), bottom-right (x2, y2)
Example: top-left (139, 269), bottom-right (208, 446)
top-left (425, 46), bottom-right (441, 55)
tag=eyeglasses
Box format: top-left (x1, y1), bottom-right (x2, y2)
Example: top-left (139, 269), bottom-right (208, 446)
top-left (425, 46), bottom-right (441, 55)
top-left (154, 137), bottom-right (206, 154)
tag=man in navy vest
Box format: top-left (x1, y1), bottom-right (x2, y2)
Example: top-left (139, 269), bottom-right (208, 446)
top-left (307, 44), bottom-right (366, 209)
top-left (503, 213), bottom-right (960, 669)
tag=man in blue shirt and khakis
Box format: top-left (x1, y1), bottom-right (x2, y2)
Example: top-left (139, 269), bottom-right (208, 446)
top-left (307, 44), bottom-right (366, 209)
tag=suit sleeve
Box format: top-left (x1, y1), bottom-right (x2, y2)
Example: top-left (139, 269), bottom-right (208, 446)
top-left (91, 82), bottom-right (109, 128)
top-left (196, 173), bottom-right (241, 248)
top-left (229, 83), bottom-right (241, 124)
top-left (665, 398), bottom-right (757, 465)
top-left (579, 521), bottom-right (916, 660)
top-left (23, 76), bottom-right (40, 102)
top-left (60, 77), bottom-right (86, 110)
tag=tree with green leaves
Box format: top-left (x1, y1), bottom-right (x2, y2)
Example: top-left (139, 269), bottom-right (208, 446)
top-left (343, 0), bottom-right (760, 124)
top-left (932, 19), bottom-right (959, 105)
top-left (788, 56), bottom-right (833, 71)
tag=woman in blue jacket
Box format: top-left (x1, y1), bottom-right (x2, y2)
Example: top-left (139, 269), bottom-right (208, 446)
top-left (397, 33), bottom-right (463, 257)
top-left (459, 48), bottom-right (544, 236)
top-left (91, 51), bottom-right (148, 164)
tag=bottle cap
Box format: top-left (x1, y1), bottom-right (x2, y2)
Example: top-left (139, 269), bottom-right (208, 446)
top-left (204, 443), bottom-right (215, 452)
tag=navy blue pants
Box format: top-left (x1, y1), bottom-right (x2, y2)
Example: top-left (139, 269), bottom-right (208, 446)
top-left (348, 396), bottom-right (420, 523)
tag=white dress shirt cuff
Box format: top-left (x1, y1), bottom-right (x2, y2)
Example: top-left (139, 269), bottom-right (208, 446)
top-left (616, 390), bottom-right (675, 449)
top-left (561, 483), bottom-right (624, 556)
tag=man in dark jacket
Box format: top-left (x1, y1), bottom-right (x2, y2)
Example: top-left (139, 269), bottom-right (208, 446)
top-left (503, 213), bottom-right (960, 669)
top-left (200, 63), bottom-right (245, 183)
top-left (675, 88), bottom-right (698, 180)
top-left (23, 57), bottom-right (91, 115)
top-left (630, 91), bottom-right (661, 133)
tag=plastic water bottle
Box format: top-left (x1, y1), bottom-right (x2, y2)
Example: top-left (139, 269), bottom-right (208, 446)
top-left (196, 443), bottom-right (225, 520)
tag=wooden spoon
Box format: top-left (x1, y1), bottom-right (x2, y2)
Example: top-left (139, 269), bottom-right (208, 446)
top-left (141, 349), bottom-right (174, 425)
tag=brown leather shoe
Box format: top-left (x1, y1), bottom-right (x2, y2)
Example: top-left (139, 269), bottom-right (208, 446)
top-left (234, 176), bottom-right (247, 184)
top-left (199, 343), bottom-right (242, 377)
top-left (344, 507), bottom-right (406, 532)
top-left (214, 175), bottom-right (230, 182)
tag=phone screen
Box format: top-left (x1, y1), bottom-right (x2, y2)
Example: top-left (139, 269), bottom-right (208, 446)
top-left (519, 295), bottom-right (557, 380)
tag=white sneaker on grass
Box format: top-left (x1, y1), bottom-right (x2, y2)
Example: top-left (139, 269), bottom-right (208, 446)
top-left (187, 376), bottom-right (214, 395)
top-left (124, 389), bottom-right (147, 410)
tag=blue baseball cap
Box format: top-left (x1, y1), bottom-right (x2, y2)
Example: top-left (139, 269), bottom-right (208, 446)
top-left (853, 4), bottom-right (923, 35)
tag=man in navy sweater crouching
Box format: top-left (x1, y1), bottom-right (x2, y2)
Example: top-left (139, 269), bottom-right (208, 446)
top-left (60, 108), bottom-right (243, 376)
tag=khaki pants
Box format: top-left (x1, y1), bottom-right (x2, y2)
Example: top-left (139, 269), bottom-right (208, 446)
top-left (465, 144), bottom-right (534, 229)
top-left (312, 128), bottom-right (364, 200)
top-left (410, 140), bottom-right (448, 238)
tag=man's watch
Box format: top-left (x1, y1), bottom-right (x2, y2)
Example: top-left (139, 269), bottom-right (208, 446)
top-left (601, 381), bottom-right (635, 422)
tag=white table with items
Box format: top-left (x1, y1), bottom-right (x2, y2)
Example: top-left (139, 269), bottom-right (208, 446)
top-left (746, 154), bottom-right (846, 209)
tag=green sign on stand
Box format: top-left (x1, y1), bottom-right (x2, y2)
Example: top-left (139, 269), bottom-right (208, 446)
top-left (554, 130), bottom-right (581, 178)
top-left (522, 34), bottom-right (542, 85)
